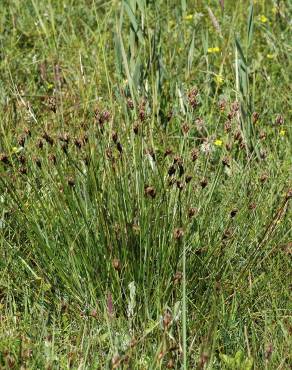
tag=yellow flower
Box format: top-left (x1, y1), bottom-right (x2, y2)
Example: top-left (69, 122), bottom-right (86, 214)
top-left (267, 54), bottom-right (274, 59)
top-left (258, 15), bottom-right (268, 23)
top-left (214, 139), bottom-right (223, 147)
top-left (12, 146), bottom-right (22, 154)
top-left (279, 129), bottom-right (285, 137)
top-left (184, 14), bottom-right (193, 21)
top-left (208, 47), bottom-right (220, 54)
top-left (215, 74), bottom-right (224, 86)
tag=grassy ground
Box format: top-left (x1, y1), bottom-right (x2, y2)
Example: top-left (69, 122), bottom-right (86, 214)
top-left (0, 0), bottom-right (291, 368)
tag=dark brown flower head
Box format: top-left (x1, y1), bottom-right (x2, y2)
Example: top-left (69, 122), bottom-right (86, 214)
top-left (102, 110), bottom-right (111, 122)
top-left (163, 311), bottom-right (172, 329)
top-left (188, 207), bottom-right (198, 219)
top-left (195, 117), bottom-right (204, 131)
top-left (224, 120), bottom-right (232, 133)
top-left (58, 132), bottom-right (70, 143)
top-left (168, 165), bottom-right (176, 176)
top-left (275, 114), bottom-right (284, 125)
top-left (259, 173), bottom-right (268, 183)
top-left (127, 98), bottom-right (134, 110)
top-left (219, 99), bottom-right (227, 111)
top-left (167, 110), bottom-right (173, 122)
top-left (112, 258), bottom-right (121, 272)
top-left (144, 186), bottom-right (156, 199)
top-left (222, 228), bottom-right (232, 240)
top-left (19, 166), bottom-right (27, 175)
top-left (133, 123), bottom-right (139, 134)
top-left (49, 154), bottom-right (56, 165)
top-left (185, 175), bottom-right (193, 184)
top-left (188, 87), bottom-right (199, 108)
top-left (47, 96), bottom-right (56, 113)
top-left (95, 107), bottom-right (111, 126)
top-left (146, 148), bottom-right (156, 161)
top-left (200, 178), bottom-right (208, 188)
top-left (191, 148), bottom-right (199, 162)
top-left (173, 271), bottom-right (183, 284)
top-left (168, 178), bottom-right (176, 187)
top-left (173, 227), bottom-right (184, 240)
top-left (231, 100), bottom-right (240, 112)
top-left (164, 148), bottom-right (173, 157)
top-left (67, 177), bottom-right (75, 187)
top-left (225, 142), bottom-right (232, 151)
top-left (61, 142), bottom-right (68, 153)
top-left (222, 156), bottom-right (230, 166)
top-left (259, 131), bottom-right (267, 140)
top-left (116, 142), bottom-right (123, 153)
top-left (112, 131), bottom-right (118, 143)
top-left (173, 155), bottom-right (182, 165)
top-left (178, 163), bottom-right (184, 177)
top-left (234, 130), bottom-right (242, 142)
top-left (83, 155), bottom-right (90, 166)
top-left (24, 127), bottom-right (31, 136)
top-left (105, 148), bottom-right (113, 159)
top-left (18, 134), bottom-right (26, 147)
top-left (18, 154), bottom-right (26, 165)
top-left (182, 122), bottom-right (190, 134)
top-left (139, 109), bottom-right (146, 121)
top-left (34, 157), bottom-right (42, 168)
top-left (230, 208), bottom-right (238, 218)
top-left (176, 180), bottom-right (184, 190)
top-left (42, 132), bottom-right (54, 145)
top-left (252, 112), bottom-right (259, 124)
top-left (0, 153), bottom-right (10, 165)
top-left (239, 141), bottom-right (246, 150)
top-left (74, 137), bottom-right (83, 149)
top-left (37, 139), bottom-right (44, 149)
top-left (249, 202), bottom-right (257, 210)
top-left (260, 149), bottom-right (267, 159)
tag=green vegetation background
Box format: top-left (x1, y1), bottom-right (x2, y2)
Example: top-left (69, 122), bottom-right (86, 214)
top-left (0, 0), bottom-right (291, 368)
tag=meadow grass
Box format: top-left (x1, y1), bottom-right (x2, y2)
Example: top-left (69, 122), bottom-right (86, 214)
top-left (0, 0), bottom-right (291, 368)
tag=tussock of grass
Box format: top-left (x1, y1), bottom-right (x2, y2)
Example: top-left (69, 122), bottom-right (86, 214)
top-left (0, 0), bottom-right (291, 368)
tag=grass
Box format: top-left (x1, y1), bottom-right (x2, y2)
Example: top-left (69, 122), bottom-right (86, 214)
top-left (0, 0), bottom-right (291, 368)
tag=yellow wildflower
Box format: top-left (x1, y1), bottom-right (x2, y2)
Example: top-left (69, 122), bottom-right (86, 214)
top-left (258, 15), bottom-right (268, 23)
top-left (12, 147), bottom-right (22, 154)
top-left (279, 129), bottom-right (285, 137)
top-left (214, 139), bottom-right (223, 147)
top-left (184, 14), bottom-right (193, 21)
top-left (208, 47), bottom-right (220, 53)
top-left (215, 74), bottom-right (224, 86)
top-left (267, 54), bottom-right (274, 59)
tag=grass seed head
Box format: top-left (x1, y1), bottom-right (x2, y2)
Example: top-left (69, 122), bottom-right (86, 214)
top-left (252, 112), bottom-right (259, 124)
top-left (275, 114), bottom-right (284, 125)
top-left (200, 178), bottom-right (208, 188)
top-left (144, 186), bottom-right (156, 199)
top-left (191, 148), bottom-right (199, 162)
top-left (112, 258), bottom-right (121, 272)
top-left (188, 207), bottom-right (198, 218)
top-left (168, 165), bottom-right (176, 176)
top-left (163, 311), bottom-right (172, 329)
top-left (0, 153), bottom-right (10, 165)
top-left (173, 228), bottom-right (184, 240)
